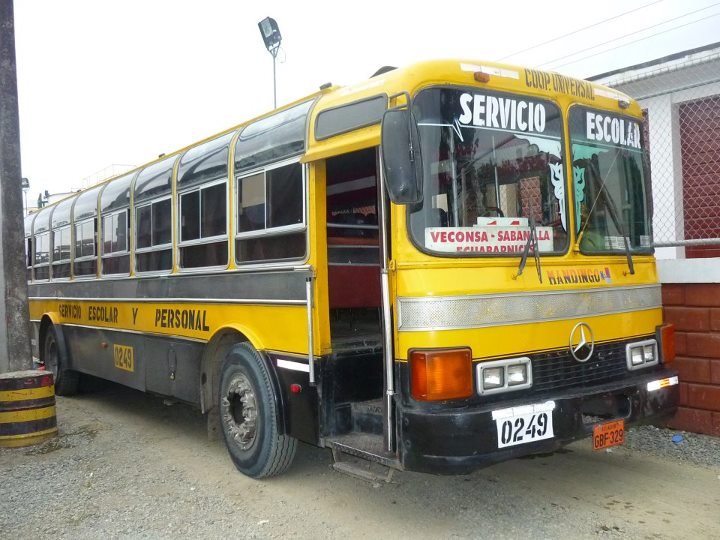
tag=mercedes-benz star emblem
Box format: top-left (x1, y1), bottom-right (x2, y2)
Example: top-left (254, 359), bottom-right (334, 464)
top-left (569, 322), bottom-right (594, 363)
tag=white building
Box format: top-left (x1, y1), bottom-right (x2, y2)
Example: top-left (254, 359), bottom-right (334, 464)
top-left (590, 42), bottom-right (720, 282)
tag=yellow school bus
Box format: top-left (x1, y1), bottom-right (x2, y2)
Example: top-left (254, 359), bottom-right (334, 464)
top-left (26, 59), bottom-right (678, 478)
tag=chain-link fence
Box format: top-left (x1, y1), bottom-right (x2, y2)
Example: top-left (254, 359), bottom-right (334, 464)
top-left (590, 42), bottom-right (720, 259)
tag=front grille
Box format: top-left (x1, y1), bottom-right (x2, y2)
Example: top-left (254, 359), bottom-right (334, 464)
top-left (531, 340), bottom-right (632, 394)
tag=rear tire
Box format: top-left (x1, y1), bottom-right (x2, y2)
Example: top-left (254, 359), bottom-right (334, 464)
top-left (43, 325), bottom-right (79, 396)
top-left (219, 343), bottom-right (296, 478)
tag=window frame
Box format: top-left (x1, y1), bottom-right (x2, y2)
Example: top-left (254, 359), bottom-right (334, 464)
top-left (72, 217), bottom-right (98, 280)
top-left (101, 208), bottom-right (130, 277)
top-left (235, 158), bottom-right (307, 243)
top-left (102, 209), bottom-right (130, 256)
top-left (314, 94), bottom-right (388, 141)
top-left (33, 231), bottom-right (51, 281)
top-left (178, 177), bottom-right (229, 248)
top-left (51, 225), bottom-right (72, 281)
top-left (406, 85), bottom-right (569, 259)
top-left (177, 177), bottom-right (229, 272)
top-left (73, 218), bottom-right (97, 259)
top-left (233, 159), bottom-right (308, 267)
top-left (567, 103), bottom-right (652, 255)
top-left (134, 195), bottom-right (173, 275)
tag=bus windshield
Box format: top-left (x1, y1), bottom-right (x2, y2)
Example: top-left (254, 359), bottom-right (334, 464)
top-left (409, 87), bottom-right (568, 256)
top-left (569, 106), bottom-right (652, 253)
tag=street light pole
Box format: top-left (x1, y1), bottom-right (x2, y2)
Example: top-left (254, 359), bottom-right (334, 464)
top-left (272, 50), bottom-right (277, 109)
top-left (258, 17), bottom-right (282, 109)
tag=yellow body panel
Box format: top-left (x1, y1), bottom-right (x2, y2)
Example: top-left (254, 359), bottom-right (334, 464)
top-left (393, 258), bottom-right (661, 360)
top-left (30, 300), bottom-right (309, 354)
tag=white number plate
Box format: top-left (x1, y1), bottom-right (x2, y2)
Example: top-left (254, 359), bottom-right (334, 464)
top-left (492, 401), bottom-right (555, 449)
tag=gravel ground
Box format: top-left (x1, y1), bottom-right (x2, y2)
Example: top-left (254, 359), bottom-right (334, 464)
top-left (1, 385), bottom-right (719, 539)
top-left (624, 425), bottom-right (720, 469)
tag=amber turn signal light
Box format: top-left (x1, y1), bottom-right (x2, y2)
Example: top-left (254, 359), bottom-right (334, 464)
top-left (658, 323), bottom-right (676, 364)
top-left (410, 348), bottom-right (473, 401)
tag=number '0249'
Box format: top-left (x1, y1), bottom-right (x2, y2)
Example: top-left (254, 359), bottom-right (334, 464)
top-left (500, 412), bottom-right (548, 445)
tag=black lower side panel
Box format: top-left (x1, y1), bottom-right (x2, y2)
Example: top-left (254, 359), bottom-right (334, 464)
top-left (60, 325), bottom-right (203, 405)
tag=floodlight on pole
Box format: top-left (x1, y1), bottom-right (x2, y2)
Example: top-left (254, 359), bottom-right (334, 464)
top-left (258, 17), bottom-right (282, 109)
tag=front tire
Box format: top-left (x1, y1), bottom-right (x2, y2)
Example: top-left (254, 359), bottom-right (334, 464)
top-left (219, 343), bottom-right (296, 478)
top-left (43, 324), bottom-right (79, 396)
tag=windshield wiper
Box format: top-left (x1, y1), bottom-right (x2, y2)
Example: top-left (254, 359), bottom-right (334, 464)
top-left (576, 158), bottom-right (635, 275)
top-left (514, 216), bottom-right (543, 283)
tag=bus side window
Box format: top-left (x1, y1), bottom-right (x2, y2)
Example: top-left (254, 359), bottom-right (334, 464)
top-left (179, 181), bottom-right (228, 269)
top-left (102, 210), bottom-right (130, 275)
top-left (72, 185), bottom-right (102, 278)
top-left (73, 218), bottom-right (97, 277)
top-left (235, 162), bottom-right (306, 263)
top-left (51, 225), bottom-right (72, 279)
top-left (34, 232), bottom-right (50, 281)
top-left (25, 237), bottom-right (33, 282)
top-left (134, 156), bottom-right (176, 274)
top-left (100, 172), bottom-right (133, 276)
top-left (48, 196), bottom-right (75, 281)
top-left (135, 198), bottom-right (173, 273)
top-left (177, 132), bottom-right (233, 270)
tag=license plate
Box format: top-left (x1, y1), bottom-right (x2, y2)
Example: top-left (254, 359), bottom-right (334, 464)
top-left (113, 344), bottom-right (135, 372)
top-left (493, 401), bottom-right (555, 449)
top-left (592, 419), bottom-right (624, 451)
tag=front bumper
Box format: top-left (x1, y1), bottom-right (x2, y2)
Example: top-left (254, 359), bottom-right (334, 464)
top-left (398, 367), bottom-right (679, 474)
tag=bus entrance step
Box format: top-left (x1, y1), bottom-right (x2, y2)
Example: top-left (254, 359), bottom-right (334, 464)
top-left (350, 399), bottom-right (383, 434)
top-left (332, 459), bottom-right (394, 484)
top-left (328, 432), bottom-right (400, 470)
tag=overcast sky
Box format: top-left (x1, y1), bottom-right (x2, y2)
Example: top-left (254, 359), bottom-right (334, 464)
top-left (13, 0), bottom-right (720, 206)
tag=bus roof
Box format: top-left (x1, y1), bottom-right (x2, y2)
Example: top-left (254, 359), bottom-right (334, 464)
top-left (46, 59), bottom-right (637, 210)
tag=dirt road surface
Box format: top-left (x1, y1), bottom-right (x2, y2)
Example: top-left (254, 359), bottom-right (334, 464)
top-left (2, 382), bottom-right (719, 539)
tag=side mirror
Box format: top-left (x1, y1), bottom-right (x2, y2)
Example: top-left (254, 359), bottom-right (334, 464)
top-left (381, 109), bottom-right (423, 204)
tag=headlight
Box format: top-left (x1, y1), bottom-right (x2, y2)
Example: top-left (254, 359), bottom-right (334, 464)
top-left (483, 367), bottom-right (504, 389)
top-left (477, 357), bottom-right (532, 395)
top-left (507, 364), bottom-right (528, 386)
top-left (626, 340), bottom-right (659, 371)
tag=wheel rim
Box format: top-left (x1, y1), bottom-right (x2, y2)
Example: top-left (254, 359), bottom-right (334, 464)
top-left (44, 333), bottom-right (59, 379)
top-left (221, 372), bottom-right (258, 451)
